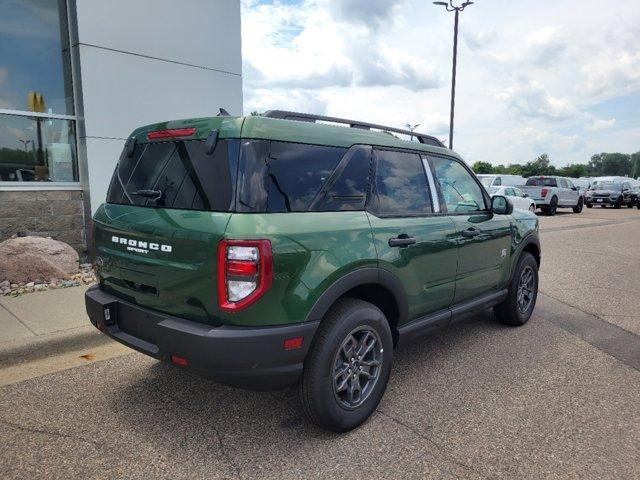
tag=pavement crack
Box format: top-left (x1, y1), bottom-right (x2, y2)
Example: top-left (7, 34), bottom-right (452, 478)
top-left (0, 417), bottom-right (101, 447)
top-left (376, 409), bottom-right (496, 480)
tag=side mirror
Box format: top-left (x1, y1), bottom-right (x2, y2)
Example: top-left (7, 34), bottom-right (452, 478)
top-left (491, 195), bottom-right (513, 215)
top-left (571, 186), bottom-right (577, 191)
top-left (523, 193), bottom-right (529, 198)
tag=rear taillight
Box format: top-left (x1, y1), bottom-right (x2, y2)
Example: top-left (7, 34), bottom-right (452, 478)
top-left (147, 127), bottom-right (196, 140)
top-left (541, 188), bottom-right (548, 197)
top-left (217, 239), bottom-right (273, 312)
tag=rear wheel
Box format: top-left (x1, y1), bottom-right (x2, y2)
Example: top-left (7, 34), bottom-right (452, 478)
top-left (572, 197), bottom-right (583, 213)
top-left (544, 196), bottom-right (558, 216)
top-left (586, 203), bottom-right (593, 208)
top-left (494, 252), bottom-right (538, 326)
top-left (298, 298), bottom-right (393, 432)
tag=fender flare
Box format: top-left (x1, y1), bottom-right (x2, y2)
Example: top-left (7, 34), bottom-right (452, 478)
top-left (303, 268), bottom-right (408, 325)
top-left (509, 233), bottom-right (541, 283)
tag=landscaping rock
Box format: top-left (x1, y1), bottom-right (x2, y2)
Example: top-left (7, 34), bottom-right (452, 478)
top-left (0, 236), bottom-right (79, 284)
top-left (0, 280), bottom-right (9, 289)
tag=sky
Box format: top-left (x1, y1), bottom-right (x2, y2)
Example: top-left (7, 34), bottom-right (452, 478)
top-left (241, 0), bottom-right (640, 167)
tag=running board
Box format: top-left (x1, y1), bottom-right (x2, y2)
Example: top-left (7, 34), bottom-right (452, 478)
top-left (396, 289), bottom-right (508, 348)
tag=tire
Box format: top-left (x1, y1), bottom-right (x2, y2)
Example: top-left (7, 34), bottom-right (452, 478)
top-left (626, 203), bottom-right (634, 208)
top-left (586, 203), bottom-right (593, 208)
top-left (298, 298), bottom-right (393, 432)
top-left (545, 196), bottom-right (558, 216)
top-left (494, 252), bottom-right (539, 326)
top-left (572, 197), bottom-right (583, 213)
top-left (614, 201), bottom-right (621, 209)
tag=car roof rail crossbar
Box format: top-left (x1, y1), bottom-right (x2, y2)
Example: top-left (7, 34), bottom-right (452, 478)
top-left (262, 110), bottom-right (446, 148)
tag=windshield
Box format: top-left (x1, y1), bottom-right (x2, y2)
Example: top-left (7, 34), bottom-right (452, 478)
top-left (486, 186), bottom-right (500, 194)
top-left (106, 138), bottom-right (238, 211)
top-left (526, 177), bottom-right (557, 187)
top-left (593, 182), bottom-right (622, 190)
top-left (479, 176), bottom-right (494, 187)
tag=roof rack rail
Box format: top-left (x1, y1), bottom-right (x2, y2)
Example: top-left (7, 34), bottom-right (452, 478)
top-left (262, 110), bottom-right (446, 148)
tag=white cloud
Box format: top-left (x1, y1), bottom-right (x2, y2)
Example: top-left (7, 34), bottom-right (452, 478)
top-left (586, 117), bottom-right (616, 131)
top-left (242, 0), bottom-right (640, 166)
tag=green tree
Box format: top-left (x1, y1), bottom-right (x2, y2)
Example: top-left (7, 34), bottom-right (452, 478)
top-left (631, 151), bottom-right (640, 179)
top-left (471, 161), bottom-right (493, 174)
top-left (560, 163), bottom-right (588, 178)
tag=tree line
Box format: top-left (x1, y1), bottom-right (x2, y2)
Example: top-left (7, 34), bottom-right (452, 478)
top-left (472, 151), bottom-right (640, 179)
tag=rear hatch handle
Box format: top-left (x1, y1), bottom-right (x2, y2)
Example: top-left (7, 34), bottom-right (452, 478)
top-left (133, 189), bottom-right (164, 201)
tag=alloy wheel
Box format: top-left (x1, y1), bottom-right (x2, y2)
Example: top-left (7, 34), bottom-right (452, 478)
top-left (333, 327), bottom-right (383, 409)
top-left (517, 266), bottom-right (535, 313)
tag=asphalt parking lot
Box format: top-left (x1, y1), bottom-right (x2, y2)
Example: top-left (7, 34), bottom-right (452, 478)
top-left (1, 207), bottom-right (639, 479)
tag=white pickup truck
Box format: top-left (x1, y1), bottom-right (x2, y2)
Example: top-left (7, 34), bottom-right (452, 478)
top-left (520, 176), bottom-right (583, 216)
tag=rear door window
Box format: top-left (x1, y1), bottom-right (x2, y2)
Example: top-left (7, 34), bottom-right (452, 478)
top-left (370, 149), bottom-right (432, 216)
top-left (106, 138), bottom-right (238, 211)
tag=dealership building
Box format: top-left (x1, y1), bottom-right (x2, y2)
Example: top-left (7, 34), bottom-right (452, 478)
top-left (0, 0), bottom-right (243, 254)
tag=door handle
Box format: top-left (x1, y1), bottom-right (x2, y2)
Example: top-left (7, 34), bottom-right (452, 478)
top-left (461, 227), bottom-right (481, 238)
top-left (388, 235), bottom-right (416, 247)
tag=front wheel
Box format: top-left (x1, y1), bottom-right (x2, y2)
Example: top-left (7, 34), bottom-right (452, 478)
top-left (614, 200), bottom-right (622, 209)
top-left (573, 197), bottom-right (584, 213)
top-left (586, 203), bottom-right (593, 208)
top-left (494, 252), bottom-right (539, 326)
top-left (298, 298), bottom-right (393, 432)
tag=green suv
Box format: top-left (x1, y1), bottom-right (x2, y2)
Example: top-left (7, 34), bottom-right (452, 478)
top-left (85, 111), bottom-right (540, 432)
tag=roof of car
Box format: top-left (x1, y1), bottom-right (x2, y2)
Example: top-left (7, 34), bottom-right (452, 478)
top-left (129, 114), bottom-right (458, 160)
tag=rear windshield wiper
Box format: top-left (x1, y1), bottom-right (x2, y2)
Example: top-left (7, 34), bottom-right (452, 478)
top-left (132, 189), bottom-right (164, 201)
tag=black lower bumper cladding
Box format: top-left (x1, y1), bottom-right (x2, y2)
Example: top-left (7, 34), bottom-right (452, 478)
top-left (85, 285), bottom-right (318, 390)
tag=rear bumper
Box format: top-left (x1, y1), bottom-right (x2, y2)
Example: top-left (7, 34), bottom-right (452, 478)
top-left (85, 285), bottom-right (318, 390)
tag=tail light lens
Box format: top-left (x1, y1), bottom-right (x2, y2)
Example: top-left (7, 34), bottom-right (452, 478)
top-left (217, 239), bottom-right (273, 312)
top-left (541, 188), bottom-right (548, 197)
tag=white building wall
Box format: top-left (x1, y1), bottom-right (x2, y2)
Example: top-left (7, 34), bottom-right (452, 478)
top-left (71, 0), bottom-right (243, 212)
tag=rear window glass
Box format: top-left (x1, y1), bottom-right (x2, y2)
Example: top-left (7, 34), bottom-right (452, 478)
top-left (526, 177), bottom-right (557, 187)
top-left (267, 142), bottom-right (346, 212)
top-left (106, 139), bottom-right (238, 211)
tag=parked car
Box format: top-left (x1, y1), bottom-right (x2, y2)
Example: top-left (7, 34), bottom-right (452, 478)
top-left (631, 186), bottom-right (640, 208)
top-left (85, 110), bottom-right (541, 432)
top-left (585, 181), bottom-right (635, 208)
top-left (487, 186), bottom-right (536, 212)
top-left (477, 174), bottom-right (526, 188)
top-left (521, 176), bottom-right (583, 215)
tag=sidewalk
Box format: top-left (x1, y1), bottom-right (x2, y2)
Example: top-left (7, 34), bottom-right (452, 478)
top-left (0, 286), bottom-right (114, 365)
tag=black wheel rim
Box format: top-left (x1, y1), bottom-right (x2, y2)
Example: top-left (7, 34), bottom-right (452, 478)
top-left (517, 266), bottom-right (535, 313)
top-left (332, 327), bottom-right (383, 410)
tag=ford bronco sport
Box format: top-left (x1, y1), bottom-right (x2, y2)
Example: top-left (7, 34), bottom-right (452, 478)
top-left (86, 110), bottom-right (541, 432)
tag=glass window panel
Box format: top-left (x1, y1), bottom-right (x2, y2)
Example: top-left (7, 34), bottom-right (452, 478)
top-left (0, 0), bottom-right (73, 115)
top-left (0, 113), bottom-right (77, 181)
top-left (373, 150), bottom-right (432, 216)
top-left (431, 156), bottom-right (486, 213)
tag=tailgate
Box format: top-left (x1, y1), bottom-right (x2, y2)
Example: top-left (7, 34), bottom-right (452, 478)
top-left (94, 205), bottom-right (230, 325)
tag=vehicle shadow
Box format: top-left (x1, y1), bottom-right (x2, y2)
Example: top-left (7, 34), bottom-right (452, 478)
top-left (108, 309), bottom-right (510, 475)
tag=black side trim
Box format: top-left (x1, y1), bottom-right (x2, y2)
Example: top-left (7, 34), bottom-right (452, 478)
top-left (396, 289), bottom-right (508, 348)
top-left (509, 232), bottom-right (541, 283)
top-left (303, 268), bottom-right (408, 325)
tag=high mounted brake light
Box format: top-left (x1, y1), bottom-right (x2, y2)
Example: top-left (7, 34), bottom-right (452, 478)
top-left (217, 239), bottom-right (273, 312)
top-left (147, 127), bottom-right (197, 140)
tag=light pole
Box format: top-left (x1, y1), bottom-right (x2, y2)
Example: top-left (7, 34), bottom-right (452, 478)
top-left (433, 1), bottom-right (473, 150)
